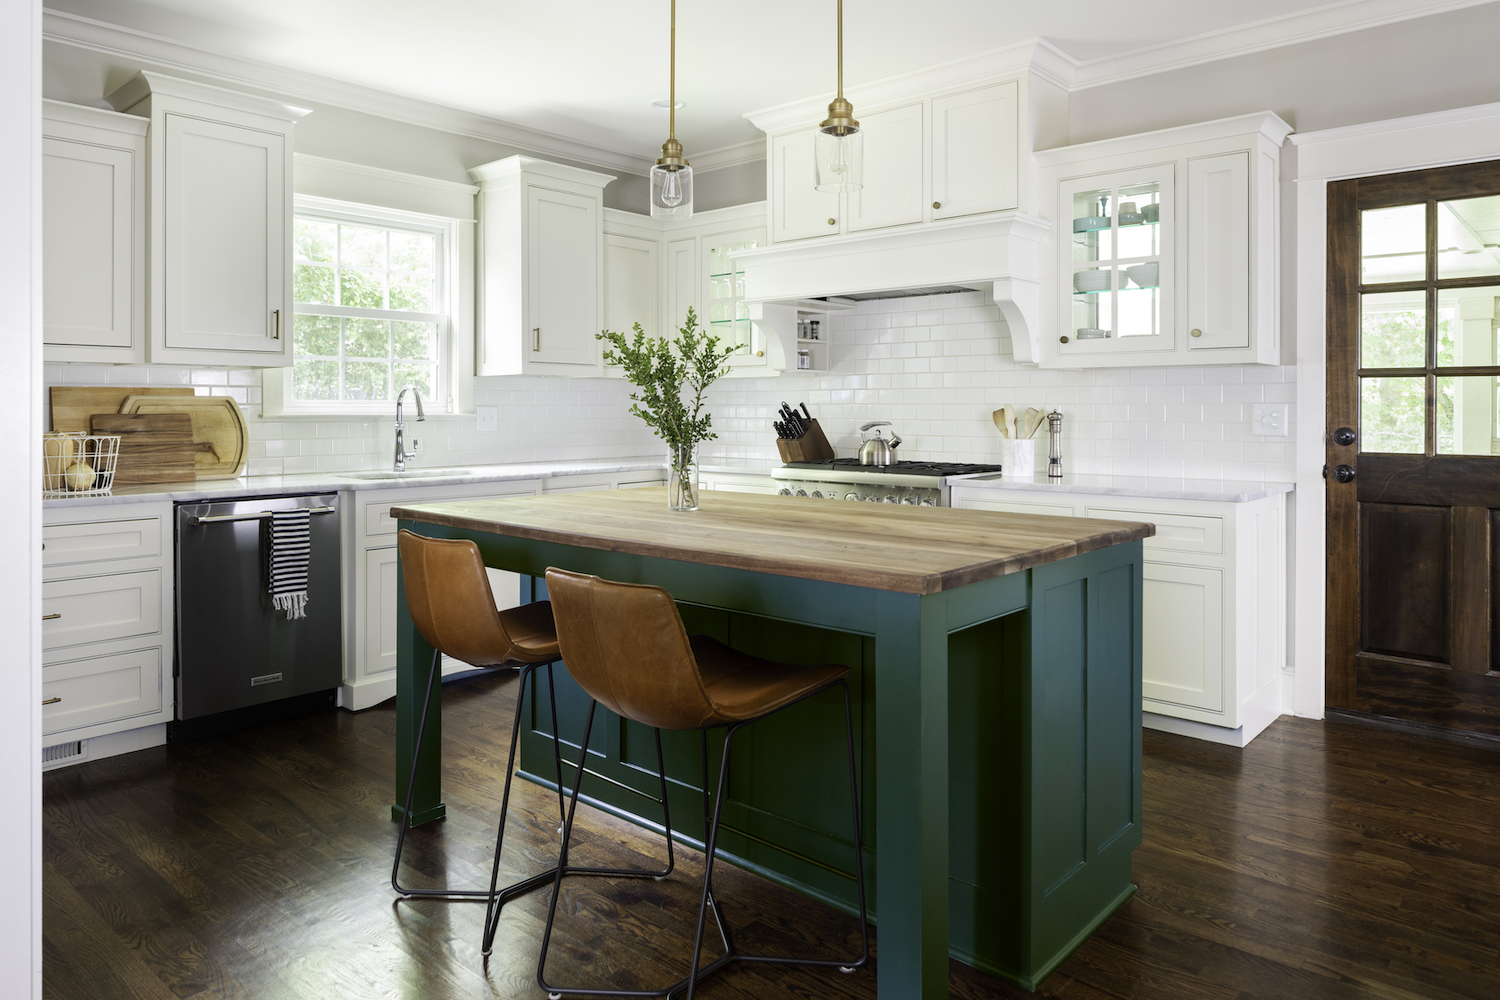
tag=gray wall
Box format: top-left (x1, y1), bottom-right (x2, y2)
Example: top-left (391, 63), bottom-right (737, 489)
top-left (1069, 2), bottom-right (1500, 143)
top-left (42, 38), bottom-right (654, 212)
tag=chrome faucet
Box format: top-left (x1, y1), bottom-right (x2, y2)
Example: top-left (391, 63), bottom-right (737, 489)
top-left (394, 386), bottom-right (425, 471)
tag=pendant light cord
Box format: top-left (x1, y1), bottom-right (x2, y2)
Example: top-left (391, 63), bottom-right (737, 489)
top-left (836, 0), bottom-right (843, 99)
top-left (669, 0), bottom-right (676, 141)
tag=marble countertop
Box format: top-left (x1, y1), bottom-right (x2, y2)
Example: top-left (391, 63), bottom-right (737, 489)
top-left (946, 472), bottom-right (1294, 503)
top-left (42, 456), bottom-right (674, 509)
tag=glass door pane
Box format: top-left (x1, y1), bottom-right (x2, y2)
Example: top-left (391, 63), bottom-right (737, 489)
top-left (1437, 195), bottom-right (1500, 279)
top-left (1360, 376), bottom-right (1426, 453)
top-left (1068, 180), bottom-right (1162, 340)
top-left (1361, 204), bottom-right (1425, 284)
top-left (1360, 291), bottom-right (1426, 368)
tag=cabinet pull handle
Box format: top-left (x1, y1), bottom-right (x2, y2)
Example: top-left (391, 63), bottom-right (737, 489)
top-left (42, 613), bottom-right (60, 621)
top-left (933, 201), bottom-right (941, 210)
top-left (827, 218), bottom-right (836, 226)
top-left (42, 697), bottom-right (61, 706)
top-left (1190, 328), bottom-right (1203, 338)
top-left (273, 308), bottom-right (281, 340)
top-left (1059, 336), bottom-right (1070, 344)
top-left (534, 327), bottom-right (541, 352)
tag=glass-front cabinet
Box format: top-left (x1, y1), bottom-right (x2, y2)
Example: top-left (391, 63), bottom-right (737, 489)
top-left (1059, 165), bottom-right (1174, 359)
top-left (707, 238), bottom-right (765, 370)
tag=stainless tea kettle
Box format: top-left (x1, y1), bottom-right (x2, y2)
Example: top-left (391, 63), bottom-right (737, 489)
top-left (858, 421), bottom-right (903, 466)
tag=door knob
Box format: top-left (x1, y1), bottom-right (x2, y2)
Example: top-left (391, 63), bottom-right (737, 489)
top-left (1333, 464), bottom-right (1355, 483)
top-left (1333, 427), bottom-right (1356, 446)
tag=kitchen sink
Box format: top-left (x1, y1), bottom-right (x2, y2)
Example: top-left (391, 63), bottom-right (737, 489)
top-left (337, 467), bottom-right (498, 481)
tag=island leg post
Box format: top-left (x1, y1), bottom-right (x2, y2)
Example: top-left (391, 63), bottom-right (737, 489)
top-left (874, 590), bottom-right (950, 998)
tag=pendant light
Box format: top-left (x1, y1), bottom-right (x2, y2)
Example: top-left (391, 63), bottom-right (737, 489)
top-left (815, 0), bottom-right (862, 193)
top-left (650, 0), bottom-right (693, 219)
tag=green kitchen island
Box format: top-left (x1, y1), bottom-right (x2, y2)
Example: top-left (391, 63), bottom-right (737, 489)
top-left (392, 488), bottom-right (1152, 997)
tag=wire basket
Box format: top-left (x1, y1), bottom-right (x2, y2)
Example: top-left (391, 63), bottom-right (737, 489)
top-left (43, 433), bottom-right (121, 498)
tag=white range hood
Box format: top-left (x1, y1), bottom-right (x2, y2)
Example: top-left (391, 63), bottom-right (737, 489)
top-left (736, 211), bottom-right (1050, 361)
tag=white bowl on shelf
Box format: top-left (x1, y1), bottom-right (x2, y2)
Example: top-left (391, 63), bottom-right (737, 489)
top-left (1072, 269), bottom-right (1111, 293)
top-left (1075, 328), bottom-right (1110, 340)
top-left (1124, 262), bottom-right (1159, 288)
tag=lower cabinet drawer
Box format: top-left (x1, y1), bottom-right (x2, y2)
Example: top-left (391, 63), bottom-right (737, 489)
top-left (41, 569), bottom-right (162, 651)
top-left (43, 516), bottom-right (164, 572)
top-left (1087, 507), bottom-right (1225, 556)
top-left (959, 497), bottom-right (1076, 517)
top-left (42, 646), bottom-right (163, 736)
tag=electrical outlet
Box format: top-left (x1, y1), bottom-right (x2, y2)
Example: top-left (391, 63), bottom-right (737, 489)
top-left (1249, 403), bottom-right (1289, 436)
top-left (475, 405), bottom-right (498, 432)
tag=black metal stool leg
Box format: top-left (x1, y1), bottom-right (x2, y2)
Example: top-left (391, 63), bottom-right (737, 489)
top-left (391, 646), bottom-right (444, 898)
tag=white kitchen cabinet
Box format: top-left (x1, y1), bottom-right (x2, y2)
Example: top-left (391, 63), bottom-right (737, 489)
top-left (106, 72), bottom-right (310, 368)
top-left (42, 101), bottom-right (147, 364)
top-left (666, 237), bottom-right (697, 335)
top-left (931, 83), bottom-right (1018, 220)
top-left (603, 216), bottom-right (659, 338)
top-left (1032, 112), bottom-right (1291, 368)
top-left (949, 483), bottom-right (1287, 746)
top-left (698, 470), bottom-right (778, 494)
top-left (470, 155), bottom-right (615, 377)
top-left (770, 131), bottom-right (840, 243)
top-left (753, 77), bottom-right (1029, 246)
top-left (41, 502), bottom-right (175, 769)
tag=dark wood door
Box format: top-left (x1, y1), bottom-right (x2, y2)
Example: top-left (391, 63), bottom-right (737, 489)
top-left (1327, 160), bottom-right (1500, 736)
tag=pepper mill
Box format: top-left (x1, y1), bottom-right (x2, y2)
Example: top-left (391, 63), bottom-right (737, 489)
top-left (1047, 409), bottom-right (1064, 479)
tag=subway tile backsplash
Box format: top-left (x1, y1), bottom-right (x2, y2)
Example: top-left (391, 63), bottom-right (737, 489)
top-left (704, 289), bottom-right (1298, 483)
top-left (45, 289), bottom-right (1296, 483)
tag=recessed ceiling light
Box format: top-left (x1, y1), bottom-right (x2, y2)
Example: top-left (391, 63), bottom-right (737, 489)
top-left (651, 99), bottom-right (685, 110)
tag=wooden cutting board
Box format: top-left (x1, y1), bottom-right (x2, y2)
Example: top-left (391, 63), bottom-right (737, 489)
top-left (89, 413), bottom-right (198, 486)
top-left (118, 395), bottom-right (249, 479)
top-left (50, 386), bottom-right (196, 434)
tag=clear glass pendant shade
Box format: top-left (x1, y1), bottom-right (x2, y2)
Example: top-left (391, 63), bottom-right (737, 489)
top-left (815, 127), bottom-right (863, 193)
top-left (650, 162), bottom-right (694, 219)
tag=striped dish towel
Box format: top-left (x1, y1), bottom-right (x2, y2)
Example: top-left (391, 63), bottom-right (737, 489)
top-left (267, 508), bottom-right (312, 620)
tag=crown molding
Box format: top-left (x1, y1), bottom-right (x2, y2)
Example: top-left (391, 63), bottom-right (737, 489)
top-left (1064, 0), bottom-right (1495, 91)
top-left (42, 7), bottom-right (657, 176)
top-left (1291, 100), bottom-right (1500, 181)
top-left (293, 154), bottom-right (479, 195)
top-left (688, 139), bottom-right (765, 173)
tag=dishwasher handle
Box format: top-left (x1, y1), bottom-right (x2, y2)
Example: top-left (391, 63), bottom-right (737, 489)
top-left (191, 506), bottom-right (336, 526)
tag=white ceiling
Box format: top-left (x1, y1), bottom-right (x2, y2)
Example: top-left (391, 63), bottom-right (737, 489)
top-left (42, 0), bottom-right (1477, 162)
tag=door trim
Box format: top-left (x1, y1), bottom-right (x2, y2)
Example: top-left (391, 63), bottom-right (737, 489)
top-left (1291, 102), bottom-right (1500, 721)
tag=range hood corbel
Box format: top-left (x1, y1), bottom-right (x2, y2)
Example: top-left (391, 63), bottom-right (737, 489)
top-left (737, 212), bottom-right (1051, 364)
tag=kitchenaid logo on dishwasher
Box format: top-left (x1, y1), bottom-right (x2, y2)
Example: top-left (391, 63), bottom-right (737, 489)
top-left (250, 673), bottom-right (284, 687)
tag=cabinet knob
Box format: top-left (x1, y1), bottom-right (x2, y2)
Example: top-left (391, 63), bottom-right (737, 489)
top-left (756, 351), bottom-right (763, 357)
top-left (827, 218), bottom-right (836, 226)
top-left (1059, 336), bottom-right (1070, 344)
top-left (1190, 328), bottom-right (1203, 338)
top-left (933, 201), bottom-right (941, 210)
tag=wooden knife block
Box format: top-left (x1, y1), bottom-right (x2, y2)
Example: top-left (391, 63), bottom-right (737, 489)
top-left (776, 419), bottom-right (836, 463)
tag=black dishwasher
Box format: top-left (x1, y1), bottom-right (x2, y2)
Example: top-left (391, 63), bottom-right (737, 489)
top-left (172, 494), bottom-right (342, 740)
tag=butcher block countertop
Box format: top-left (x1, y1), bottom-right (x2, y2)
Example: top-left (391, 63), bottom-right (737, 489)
top-left (392, 487), bottom-right (1155, 596)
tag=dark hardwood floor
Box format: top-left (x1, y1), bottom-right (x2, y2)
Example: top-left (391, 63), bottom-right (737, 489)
top-left (43, 671), bottom-right (1500, 1000)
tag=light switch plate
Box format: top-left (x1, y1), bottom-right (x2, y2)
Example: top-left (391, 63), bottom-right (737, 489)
top-left (475, 405), bottom-right (498, 432)
top-left (1249, 403), bottom-right (1288, 436)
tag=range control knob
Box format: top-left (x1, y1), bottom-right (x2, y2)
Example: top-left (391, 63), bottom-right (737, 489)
top-left (794, 489), bottom-right (808, 497)
top-left (901, 495), bottom-right (919, 505)
top-left (845, 492), bottom-right (861, 501)
top-left (919, 498), bottom-right (937, 507)
top-left (777, 488), bottom-right (792, 496)
top-left (883, 495), bottom-right (899, 504)
top-left (810, 490), bottom-right (824, 499)
top-left (864, 495), bottom-right (879, 502)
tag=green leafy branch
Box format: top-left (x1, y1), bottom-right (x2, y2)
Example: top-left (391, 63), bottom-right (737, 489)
top-left (597, 307), bottom-right (736, 450)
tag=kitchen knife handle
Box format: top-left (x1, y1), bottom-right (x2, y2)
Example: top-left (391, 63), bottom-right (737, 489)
top-left (800, 402), bottom-right (812, 421)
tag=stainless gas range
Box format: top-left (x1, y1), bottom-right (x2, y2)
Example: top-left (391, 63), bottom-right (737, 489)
top-left (770, 459), bottom-right (1004, 507)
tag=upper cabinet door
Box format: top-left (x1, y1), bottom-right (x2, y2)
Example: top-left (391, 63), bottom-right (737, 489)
top-left (931, 82), bottom-right (1018, 221)
top-left (162, 113), bottom-right (287, 358)
top-left (847, 103), bottom-right (924, 233)
top-left (603, 232), bottom-right (657, 338)
top-left (665, 237), bottom-right (698, 332)
top-left (771, 131), bottom-right (840, 242)
top-left (526, 185), bottom-right (600, 367)
top-left (42, 133), bottom-right (141, 359)
top-left (1185, 152), bottom-right (1250, 351)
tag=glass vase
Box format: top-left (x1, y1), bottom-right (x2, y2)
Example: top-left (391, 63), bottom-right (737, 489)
top-left (667, 441), bottom-right (699, 511)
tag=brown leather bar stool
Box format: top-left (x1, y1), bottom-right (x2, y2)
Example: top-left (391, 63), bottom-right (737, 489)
top-left (537, 567), bottom-right (869, 1000)
top-left (393, 531), bottom-right (673, 958)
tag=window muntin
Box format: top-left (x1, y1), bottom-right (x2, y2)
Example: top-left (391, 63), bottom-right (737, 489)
top-left (291, 213), bottom-right (446, 405)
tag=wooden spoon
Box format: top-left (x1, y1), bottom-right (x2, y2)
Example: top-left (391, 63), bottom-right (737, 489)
top-left (1023, 407), bottom-right (1044, 439)
top-left (992, 406), bottom-right (1011, 438)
